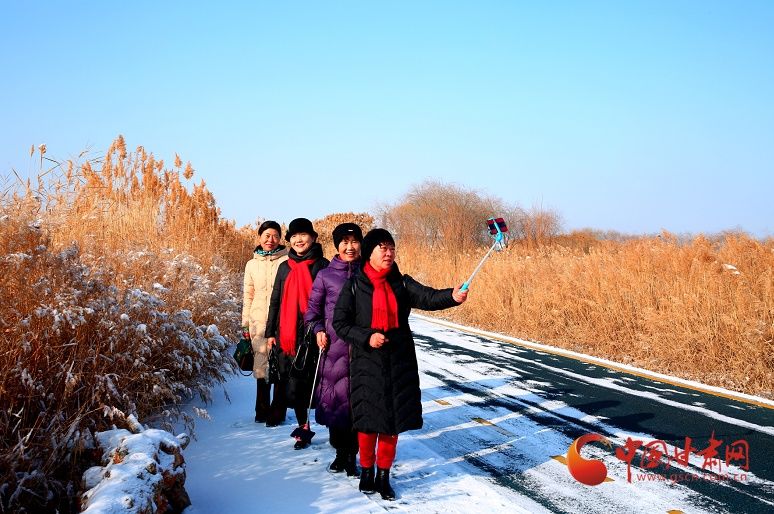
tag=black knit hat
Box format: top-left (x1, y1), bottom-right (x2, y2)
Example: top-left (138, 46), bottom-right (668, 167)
top-left (285, 217), bottom-right (318, 241)
top-left (258, 220), bottom-right (282, 238)
top-left (332, 223), bottom-right (364, 249)
top-left (362, 228), bottom-right (395, 261)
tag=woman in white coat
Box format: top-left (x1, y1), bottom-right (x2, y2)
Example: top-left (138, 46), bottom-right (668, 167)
top-left (242, 221), bottom-right (289, 422)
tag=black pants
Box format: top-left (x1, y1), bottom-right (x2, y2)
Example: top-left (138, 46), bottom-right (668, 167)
top-left (267, 378), bottom-right (288, 424)
top-left (288, 375), bottom-right (314, 426)
top-left (330, 426), bottom-right (358, 454)
top-left (271, 346), bottom-right (316, 426)
top-left (255, 379), bottom-right (270, 419)
top-left (267, 375), bottom-right (313, 426)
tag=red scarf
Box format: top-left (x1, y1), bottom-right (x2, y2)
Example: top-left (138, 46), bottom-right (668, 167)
top-left (279, 259), bottom-right (315, 356)
top-left (364, 262), bottom-right (399, 331)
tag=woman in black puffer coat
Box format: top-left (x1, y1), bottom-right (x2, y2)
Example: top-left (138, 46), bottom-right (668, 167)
top-left (332, 228), bottom-right (468, 500)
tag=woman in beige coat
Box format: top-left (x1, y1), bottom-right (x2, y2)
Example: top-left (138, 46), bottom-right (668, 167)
top-left (242, 220), bottom-right (289, 423)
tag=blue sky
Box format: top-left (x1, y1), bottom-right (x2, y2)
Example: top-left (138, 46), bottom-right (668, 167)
top-left (2, 1), bottom-right (773, 236)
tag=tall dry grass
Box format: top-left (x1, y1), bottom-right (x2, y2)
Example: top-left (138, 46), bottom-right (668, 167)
top-left (379, 180), bottom-right (773, 398)
top-left (3, 146), bottom-right (772, 510)
top-left (26, 137), bottom-right (253, 271)
top-left (1, 137), bottom-right (252, 513)
top-left (399, 231), bottom-right (774, 398)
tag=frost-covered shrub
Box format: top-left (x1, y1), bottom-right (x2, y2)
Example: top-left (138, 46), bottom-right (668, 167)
top-left (0, 214), bottom-right (240, 513)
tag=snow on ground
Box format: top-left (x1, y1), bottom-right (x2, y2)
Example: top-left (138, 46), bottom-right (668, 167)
top-left (409, 318), bottom-right (774, 512)
top-left (183, 366), bottom-right (546, 514)
top-left (183, 316), bottom-right (774, 513)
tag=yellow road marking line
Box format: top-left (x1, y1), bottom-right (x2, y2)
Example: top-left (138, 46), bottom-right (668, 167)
top-left (472, 417), bottom-right (516, 436)
top-left (473, 417), bottom-right (494, 425)
top-left (434, 399), bottom-right (451, 405)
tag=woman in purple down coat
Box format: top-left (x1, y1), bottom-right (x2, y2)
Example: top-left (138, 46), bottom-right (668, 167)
top-left (304, 222), bottom-right (363, 477)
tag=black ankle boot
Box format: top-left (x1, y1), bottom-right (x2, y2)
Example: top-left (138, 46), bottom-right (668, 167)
top-left (329, 450), bottom-right (346, 473)
top-left (359, 466), bottom-right (375, 493)
top-left (375, 468), bottom-right (395, 500)
top-left (344, 453), bottom-right (360, 478)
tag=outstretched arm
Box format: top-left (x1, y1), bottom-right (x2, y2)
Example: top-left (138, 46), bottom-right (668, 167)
top-left (404, 274), bottom-right (466, 311)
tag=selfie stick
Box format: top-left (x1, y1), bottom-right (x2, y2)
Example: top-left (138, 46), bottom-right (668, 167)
top-left (459, 218), bottom-right (507, 292)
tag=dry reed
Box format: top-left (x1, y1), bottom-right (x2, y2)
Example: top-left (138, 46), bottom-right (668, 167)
top-left (3, 143), bottom-right (772, 511)
top-left (0, 137), bottom-right (252, 512)
top-left (398, 232), bottom-right (774, 398)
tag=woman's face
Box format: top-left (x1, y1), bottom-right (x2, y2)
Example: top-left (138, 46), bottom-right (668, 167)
top-left (290, 232), bottom-right (315, 255)
top-left (338, 235), bottom-right (361, 263)
top-left (259, 228), bottom-right (280, 251)
top-left (369, 242), bottom-right (395, 272)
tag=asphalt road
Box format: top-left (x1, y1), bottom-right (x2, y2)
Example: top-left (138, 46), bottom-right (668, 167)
top-left (410, 316), bottom-right (774, 514)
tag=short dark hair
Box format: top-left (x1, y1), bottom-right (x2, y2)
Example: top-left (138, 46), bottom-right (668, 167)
top-left (258, 220), bottom-right (282, 238)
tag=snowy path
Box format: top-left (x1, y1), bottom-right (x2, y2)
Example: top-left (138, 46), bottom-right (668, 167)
top-left (182, 343), bottom-right (546, 512)
top-left (183, 316), bottom-right (774, 513)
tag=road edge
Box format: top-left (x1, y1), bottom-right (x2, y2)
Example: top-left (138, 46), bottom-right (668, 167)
top-left (411, 313), bottom-right (774, 410)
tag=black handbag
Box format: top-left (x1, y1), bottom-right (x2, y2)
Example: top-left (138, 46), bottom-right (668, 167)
top-left (233, 337), bottom-right (254, 376)
top-left (268, 345), bottom-right (281, 384)
top-left (290, 325), bottom-right (319, 379)
top-left (286, 326), bottom-right (320, 408)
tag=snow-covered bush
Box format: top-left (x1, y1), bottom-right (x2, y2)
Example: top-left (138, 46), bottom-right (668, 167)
top-left (0, 213), bottom-right (240, 512)
top-left (1, 138), bottom-right (252, 513)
